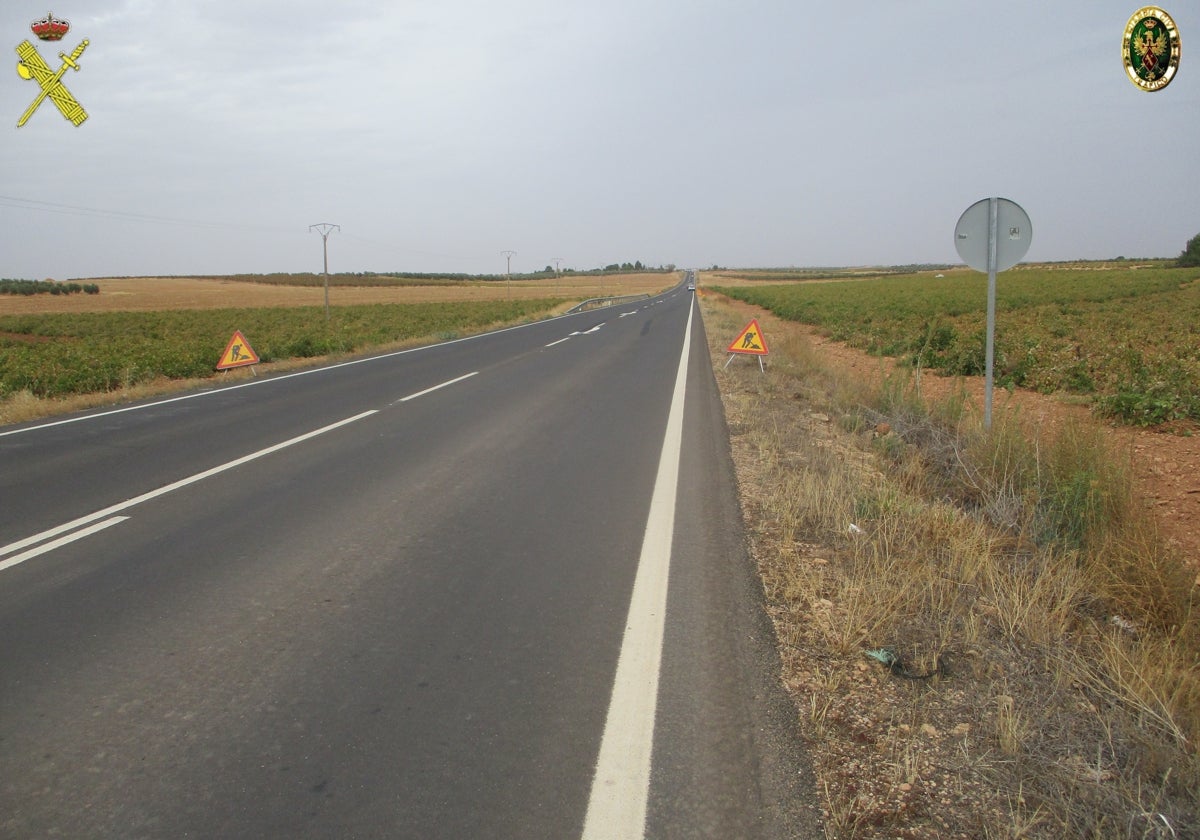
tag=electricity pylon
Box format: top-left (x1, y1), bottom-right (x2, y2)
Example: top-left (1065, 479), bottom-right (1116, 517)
top-left (551, 257), bottom-right (563, 295)
top-left (309, 223), bottom-right (340, 321)
top-left (501, 249), bottom-right (516, 298)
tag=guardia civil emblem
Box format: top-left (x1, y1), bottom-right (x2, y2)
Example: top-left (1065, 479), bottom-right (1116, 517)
top-left (1123, 7), bottom-right (1181, 91)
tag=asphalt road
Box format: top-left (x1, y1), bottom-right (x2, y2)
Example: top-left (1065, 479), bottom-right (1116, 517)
top-left (0, 283), bottom-right (819, 838)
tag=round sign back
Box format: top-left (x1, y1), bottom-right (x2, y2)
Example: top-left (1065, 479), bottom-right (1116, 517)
top-left (954, 198), bottom-right (1032, 273)
top-left (1124, 7), bottom-right (1181, 91)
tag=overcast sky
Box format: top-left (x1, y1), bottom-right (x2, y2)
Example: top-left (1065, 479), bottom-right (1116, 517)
top-left (2, 1), bottom-right (1197, 279)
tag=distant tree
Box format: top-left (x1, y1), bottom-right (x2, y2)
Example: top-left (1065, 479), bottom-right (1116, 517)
top-left (634, 260), bottom-right (643, 270)
top-left (1178, 232), bottom-right (1200, 267)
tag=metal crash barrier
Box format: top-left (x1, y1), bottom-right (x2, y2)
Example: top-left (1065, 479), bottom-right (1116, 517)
top-left (565, 294), bottom-right (652, 314)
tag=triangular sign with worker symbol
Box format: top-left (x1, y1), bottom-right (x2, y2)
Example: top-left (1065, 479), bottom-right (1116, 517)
top-left (727, 319), bottom-right (768, 356)
top-left (216, 330), bottom-right (260, 370)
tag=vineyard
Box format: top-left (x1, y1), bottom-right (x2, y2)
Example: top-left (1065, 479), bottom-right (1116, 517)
top-left (714, 264), bottom-right (1200, 426)
top-left (0, 299), bottom-right (557, 399)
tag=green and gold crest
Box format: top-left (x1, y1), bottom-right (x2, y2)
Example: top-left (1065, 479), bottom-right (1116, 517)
top-left (1123, 7), bottom-right (1181, 91)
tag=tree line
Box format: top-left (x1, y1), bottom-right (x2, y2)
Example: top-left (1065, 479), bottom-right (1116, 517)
top-left (1178, 232), bottom-right (1200, 267)
top-left (0, 279), bottom-right (100, 296)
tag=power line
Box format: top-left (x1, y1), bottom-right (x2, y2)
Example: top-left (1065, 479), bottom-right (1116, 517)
top-left (0, 193), bottom-right (532, 272)
top-left (338, 231), bottom-right (464, 261)
top-left (0, 193), bottom-right (293, 234)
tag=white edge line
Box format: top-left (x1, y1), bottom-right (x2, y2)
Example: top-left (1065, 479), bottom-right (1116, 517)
top-left (0, 410), bottom-right (378, 562)
top-left (0, 516), bottom-right (129, 573)
top-left (0, 305), bottom-right (609, 439)
top-left (398, 371), bottom-right (478, 403)
top-left (581, 302), bottom-right (693, 840)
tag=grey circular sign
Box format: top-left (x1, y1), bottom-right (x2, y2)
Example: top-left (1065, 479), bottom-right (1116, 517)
top-left (954, 198), bottom-right (1032, 273)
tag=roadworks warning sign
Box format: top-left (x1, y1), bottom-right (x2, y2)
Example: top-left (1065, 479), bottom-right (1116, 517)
top-left (216, 330), bottom-right (260, 370)
top-left (727, 319), bottom-right (768, 356)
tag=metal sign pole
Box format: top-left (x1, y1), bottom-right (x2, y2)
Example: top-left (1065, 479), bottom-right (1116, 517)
top-left (954, 197), bottom-right (1031, 433)
top-left (985, 197), bottom-right (998, 429)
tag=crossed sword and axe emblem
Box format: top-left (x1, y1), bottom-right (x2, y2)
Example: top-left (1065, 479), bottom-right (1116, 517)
top-left (15, 37), bottom-right (89, 127)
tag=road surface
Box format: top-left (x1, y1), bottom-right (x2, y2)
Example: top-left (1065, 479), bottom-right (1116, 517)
top-left (0, 283), bottom-right (819, 838)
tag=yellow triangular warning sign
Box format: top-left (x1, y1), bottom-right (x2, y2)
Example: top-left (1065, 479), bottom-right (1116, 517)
top-left (727, 319), bottom-right (768, 356)
top-left (216, 330), bottom-right (260, 370)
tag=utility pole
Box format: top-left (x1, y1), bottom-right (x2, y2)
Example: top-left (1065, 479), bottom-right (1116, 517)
top-left (551, 257), bottom-right (563, 296)
top-left (501, 249), bottom-right (516, 298)
top-left (309, 223), bottom-right (340, 322)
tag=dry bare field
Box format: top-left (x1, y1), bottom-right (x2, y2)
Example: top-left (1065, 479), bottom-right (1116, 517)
top-left (0, 273), bottom-right (673, 314)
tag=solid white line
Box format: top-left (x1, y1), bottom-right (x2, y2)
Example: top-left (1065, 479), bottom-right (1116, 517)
top-left (397, 371), bottom-right (478, 403)
top-left (0, 516), bottom-right (130, 573)
top-left (581, 302), bottom-right (693, 840)
top-left (0, 410), bottom-right (378, 563)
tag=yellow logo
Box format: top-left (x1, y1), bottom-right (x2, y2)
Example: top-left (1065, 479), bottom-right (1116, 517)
top-left (15, 38), bottom-right (89, 126)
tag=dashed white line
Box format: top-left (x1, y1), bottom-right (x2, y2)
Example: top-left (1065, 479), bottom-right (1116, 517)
top-left (397, 372), bottom-right (478, 403)
top-left (0, 410), bottom-right (378, 569)
top-left (547, 322), bottom-right (605, 347)
top-left (2, 366), bottom-right (482, 570)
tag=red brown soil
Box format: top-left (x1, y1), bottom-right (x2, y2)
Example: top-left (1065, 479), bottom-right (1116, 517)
top-left (796, 321), bottom-right (1200, 566)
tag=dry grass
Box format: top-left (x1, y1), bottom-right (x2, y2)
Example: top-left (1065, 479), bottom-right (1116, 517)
top-left (702, 293), bottom-right (1200, 838)
top-left (1, 362), bottom-right (303, 427)
top-left (0, 273), bottom-right (673, 314)
top-left (0, 380), bottom-right (181, 426)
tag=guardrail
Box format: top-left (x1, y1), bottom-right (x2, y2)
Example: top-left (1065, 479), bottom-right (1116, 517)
top-left (565, 293), bottom-right (652, 314)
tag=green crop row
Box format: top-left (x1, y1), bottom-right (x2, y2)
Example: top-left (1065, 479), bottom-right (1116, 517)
top-left (0, 299), bottom-right (558, 399)
top-left (716, 266), bottom-right (1200, 426)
